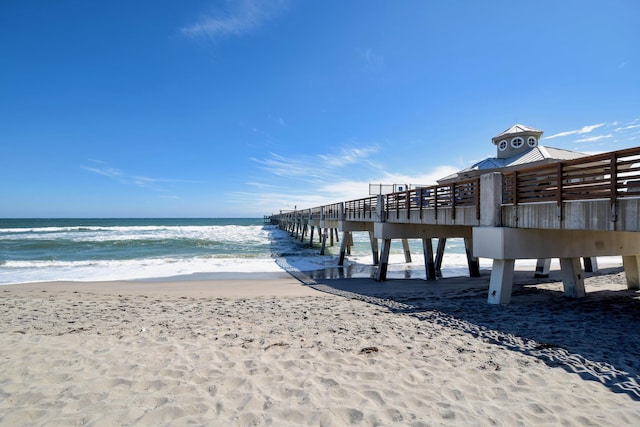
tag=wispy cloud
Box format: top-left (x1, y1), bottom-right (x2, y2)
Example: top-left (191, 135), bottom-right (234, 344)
top-left (81, 165), bottom-right (124, 179)
top-left (251, 144), bottom-right (383, 182)
top-left (318, 146), bottom-right (381, 168)
top-left (615, 124), bottom-right (640, 132)
top-left (241, 146), bottom-right (459, 214)
top-left (574, 134), bottom-right (613, 143)
top-left (181, 0), bottom-right (289, 39)
top-left (544, 119), bottom-right (640, 149)
top-left (542, 119), bottom-right (640, 153)
top-left (544, 123), bottom-right (606, 140)
top-left (250, 153), bottom-right (320, 180)
top-left (81, 161), bottom-right (205, 193)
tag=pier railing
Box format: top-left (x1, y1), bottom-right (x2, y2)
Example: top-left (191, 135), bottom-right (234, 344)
top-left (503, 146), bottom-right (640, 206)
top-left (344, 197), bottom-right (377, 220)
top-left (272, 178), bottom-right (482, 225)
top-left (323, 203), bottom-right (343, 220)
top-left (310, 206), bottom-right (322, 220)
top-left (384, 178), bottom-right (480, 221)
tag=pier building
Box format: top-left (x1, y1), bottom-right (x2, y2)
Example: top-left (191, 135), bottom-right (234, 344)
top-left (269, 125), bottom-right (640, 304)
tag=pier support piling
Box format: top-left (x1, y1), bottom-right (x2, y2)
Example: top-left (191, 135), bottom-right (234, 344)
top-left (435, 238), bottom-right (446, 277)
top-left (369, 231), bottom-right (379, 265)
top-left (560, 258), bottom-right (586, 298)
top-left (535, 258), bottom-right (551, 278)
top-left (583, 257), bottom-right (598, 273)
top-left (423, 238), bottom-right (436, 281)
top-left (623, 255), bottom-right (640, 290)
top-left (338, 231), bottom-right (351, 266)
top-left (320, 228), bottom-right (328, 255)
top-left (375, 239), bottom-right (392, 281)
top-left (487, 259), bottom-right (515, 305)
top-left (464, 237), bottom-right (480, 277)
top-left (401, 239), bottom-right (412, 263)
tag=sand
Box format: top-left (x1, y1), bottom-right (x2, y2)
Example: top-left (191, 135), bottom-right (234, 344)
top-left (1, 269), bottom-right (639, 426)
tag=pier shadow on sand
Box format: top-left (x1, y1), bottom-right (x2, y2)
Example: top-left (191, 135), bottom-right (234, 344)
top-left (290, 265), bottom-right (640, 400)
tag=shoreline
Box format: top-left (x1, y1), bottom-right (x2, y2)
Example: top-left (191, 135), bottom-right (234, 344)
top-left (0, 275), bottom-right (321, 298)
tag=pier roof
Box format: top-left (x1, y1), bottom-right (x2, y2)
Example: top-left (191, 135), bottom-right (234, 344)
top-left (438, 145), bottom-right (586, 183)
top-left (492, 124), bottom-right (543, 143)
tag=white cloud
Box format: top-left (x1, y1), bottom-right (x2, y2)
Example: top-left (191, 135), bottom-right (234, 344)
top-left (251, 153), bottom-right (323, 180)
top-left (318, 146), bottom-right (381, 168)
top-left (252, 144), bottom-right (384, 183)
top-left (181, 0), bottom-right (288, 39)
top-left (378, 167), bottom-right (460, 186)
top-left (574, 134), bottom-right (613, 143)
top-left (80, 165), bottom-right (124, 179)
top-left (241, 146), bottom-right (460, 214)
top-left (544, 123), bottom-right (606, 140)
top-left (615, 124), bottom-right (640, 132)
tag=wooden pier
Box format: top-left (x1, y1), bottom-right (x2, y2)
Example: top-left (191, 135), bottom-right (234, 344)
top-left (269, 145), bottom-right (640, 304)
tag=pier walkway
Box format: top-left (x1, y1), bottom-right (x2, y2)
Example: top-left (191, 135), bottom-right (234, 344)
top-left (268, 146), bottom-right (640, 304)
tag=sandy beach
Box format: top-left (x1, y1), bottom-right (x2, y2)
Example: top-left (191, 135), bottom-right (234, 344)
top-left (1, 268), bottom-right (639, 426)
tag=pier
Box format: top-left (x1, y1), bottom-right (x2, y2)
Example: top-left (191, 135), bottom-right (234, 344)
top-left (268, 145), bottom-right (640, 304)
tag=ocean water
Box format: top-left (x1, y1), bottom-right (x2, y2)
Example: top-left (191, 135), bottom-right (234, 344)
top-left (0, 218), bottom-right (489, 285)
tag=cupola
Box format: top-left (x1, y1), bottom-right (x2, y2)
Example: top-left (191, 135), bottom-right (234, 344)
top-left (492, 124), bottom-right (544, 159)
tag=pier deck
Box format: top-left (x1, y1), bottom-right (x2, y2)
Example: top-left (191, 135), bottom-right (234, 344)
top-left (269, 146), bottom-right (640, 303)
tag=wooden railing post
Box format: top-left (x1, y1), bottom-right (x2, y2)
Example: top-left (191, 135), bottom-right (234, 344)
top-left (395, 193), bottom-right (399, 220)
top-left (610, 152), bottom-right (618, 205)
top-left (556, 162), bottom-right (563, 206)
top-left (451, 183), bottom-right (457, 221)
top-left (406, 190), bottom-right (411, 220)
top-left (611, 152), bottom-right (618, 222)
top-left (475, 178), bottom-right (481, 220)
top-left (434, 186), bottom-right (438, 220)
top-left (513, 171), bottom-right (519, 206)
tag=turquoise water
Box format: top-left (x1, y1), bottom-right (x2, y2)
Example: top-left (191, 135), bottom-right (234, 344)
top-left (1, 218), bottom-right (269, 262)
top-left (0, 218), bottom-right (475, 284)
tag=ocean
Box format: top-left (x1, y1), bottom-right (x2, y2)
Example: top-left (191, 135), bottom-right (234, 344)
top-left (0, 218), bottom-right (490, 285)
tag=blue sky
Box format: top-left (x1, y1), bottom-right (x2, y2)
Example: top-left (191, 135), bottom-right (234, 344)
top-left (1, 0), bottom-right (639, 218)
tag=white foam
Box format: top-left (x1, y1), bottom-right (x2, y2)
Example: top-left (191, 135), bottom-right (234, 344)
top-left (0, 257), bottom-right (285, 285)
top-left (0, 224), bottom-right (273, 243)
